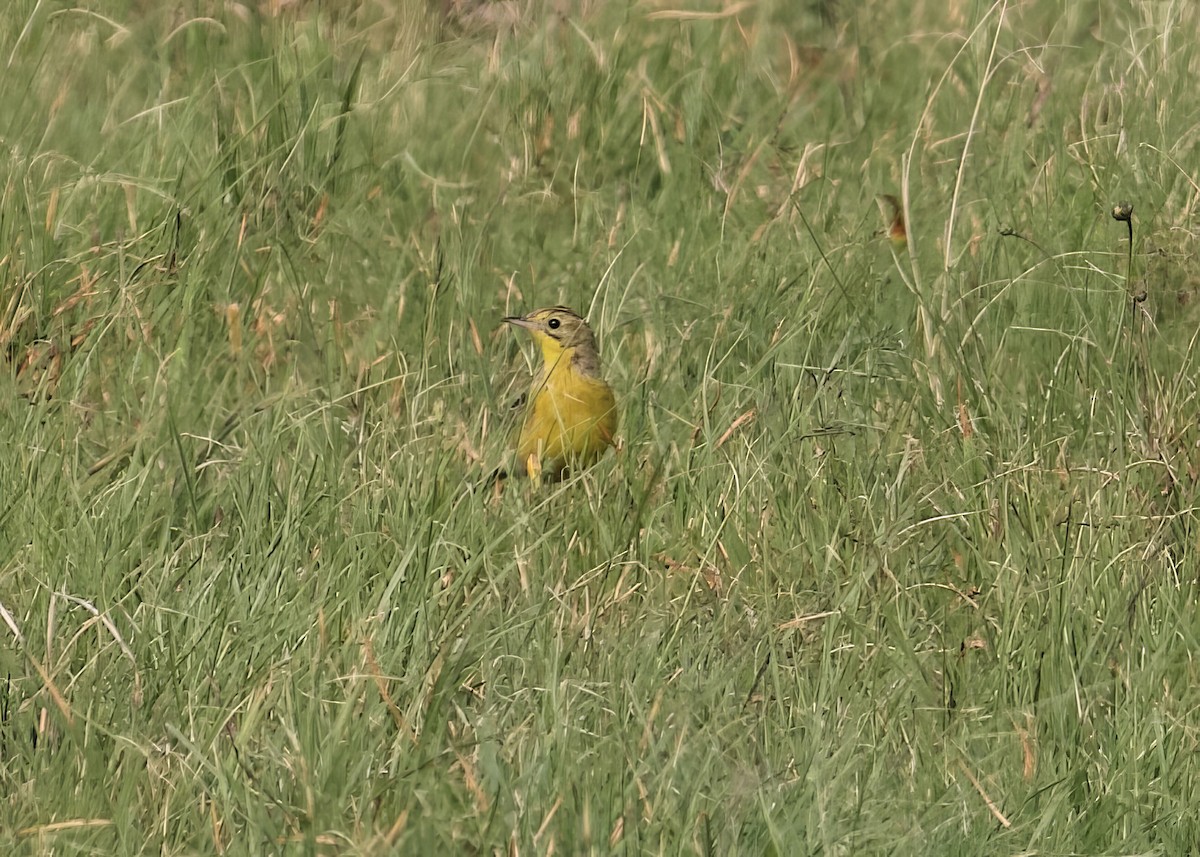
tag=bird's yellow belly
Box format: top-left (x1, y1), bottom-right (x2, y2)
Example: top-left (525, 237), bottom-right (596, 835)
top-left (517, 373), bottom-right (617, 479)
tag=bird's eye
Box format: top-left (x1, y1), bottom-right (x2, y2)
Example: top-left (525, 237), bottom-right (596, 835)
top-left (547, 318), bottom-right (561, 330)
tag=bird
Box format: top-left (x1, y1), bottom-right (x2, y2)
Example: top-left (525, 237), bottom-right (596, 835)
top-left (876, 193), bottom-right (908, 250)
top-left (503, 306), bottom-right (618, 481)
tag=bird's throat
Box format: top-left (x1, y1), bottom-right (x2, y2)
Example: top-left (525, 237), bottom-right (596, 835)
top-left (539, 341), bottom-right (574, 378)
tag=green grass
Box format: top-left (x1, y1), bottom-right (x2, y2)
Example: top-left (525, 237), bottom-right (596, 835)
top-left (3, 0), bottom-right (1200, 853)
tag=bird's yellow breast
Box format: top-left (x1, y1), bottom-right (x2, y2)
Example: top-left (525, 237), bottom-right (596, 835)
top-left (517, 354), bottom-right (617, 480)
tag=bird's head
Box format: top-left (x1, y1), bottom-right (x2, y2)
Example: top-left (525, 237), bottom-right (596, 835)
top-left (504, 306), bottom-right (601, 373)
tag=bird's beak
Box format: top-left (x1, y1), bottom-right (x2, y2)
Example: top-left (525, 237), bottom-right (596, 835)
top-left (503, 316), bottom-right (538, 331)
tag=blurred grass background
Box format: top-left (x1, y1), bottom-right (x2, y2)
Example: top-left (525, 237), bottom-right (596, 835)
top-left (3, 0), bottom-right (1200, 853)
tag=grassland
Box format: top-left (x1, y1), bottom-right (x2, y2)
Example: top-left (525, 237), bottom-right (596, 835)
top-left (3, 0), bottom-right (1200, 854)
